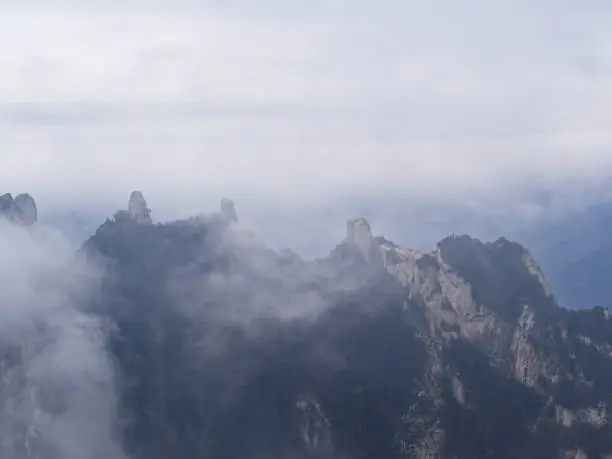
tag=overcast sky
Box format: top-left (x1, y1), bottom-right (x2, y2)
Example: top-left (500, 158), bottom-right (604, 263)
top-left (2, 1), bottom-right (612, 224)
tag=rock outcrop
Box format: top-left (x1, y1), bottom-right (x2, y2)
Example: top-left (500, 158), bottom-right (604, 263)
top-left (346, 218), bottom-right (373, 254)
top-left (343, 217), bottom-right (386, 265)
top-left (127, 191), bottom-right (152, 224)
top-left (13, 193), bottom-right (38, 225)
top-left (0, 193), bottom-right (13, 213)
top-left (0, 192), bottom-right (38, 225)
top-left (220, 198), bottom-right (238, 223)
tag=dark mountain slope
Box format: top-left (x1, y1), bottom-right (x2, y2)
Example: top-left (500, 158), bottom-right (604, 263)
top-left (73, 196), bottom-right (612, 458)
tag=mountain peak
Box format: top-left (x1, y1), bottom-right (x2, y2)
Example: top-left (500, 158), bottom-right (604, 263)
top-left (127, 190), bottom-right (152, 224)
top-left (345, 217), bottom-right (374, 257)
top-left (434, 233), bottom-right (555, 320)
top-left (0, 192), bottom-right (38, 225)
top-left (220, 197), bottom-right (238, 223)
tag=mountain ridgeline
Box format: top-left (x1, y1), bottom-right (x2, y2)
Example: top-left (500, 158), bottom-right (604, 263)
top-left (4, 191), bottom-right (612, 458)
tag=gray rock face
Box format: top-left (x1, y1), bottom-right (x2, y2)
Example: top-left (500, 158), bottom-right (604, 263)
top-left (374, 230), bottom-right (612, 455)
top-left (346, 218), bottom-right (372, 253)
top-left (0, 193), bottom-right (12, 212)
top-left (345, 217), bottom-right (386, 265)
top-left (0, 192), bottom-right (38, 225)
top-left (13, 193), bottom-right (38, 225)
top-left (220, 198), bottom-right (238, 223)
top-left (128, 191), bottom-right (152, 224)
top-left (295, 395), bottom-right (334, 456)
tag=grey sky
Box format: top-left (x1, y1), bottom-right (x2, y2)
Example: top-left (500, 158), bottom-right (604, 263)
top-left (2, 1), bottom-right (612, 220)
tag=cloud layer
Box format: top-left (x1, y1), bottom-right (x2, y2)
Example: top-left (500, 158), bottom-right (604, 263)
top-left (1, 1), bottom-right (612, 214)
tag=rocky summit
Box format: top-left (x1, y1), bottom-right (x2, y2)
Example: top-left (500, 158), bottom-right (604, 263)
top-left (220, 197), bottom-right (238, 223)
top-left (127, 190), bottom-right (152, 224)
top-left (4, 197), bottom-right (612, 459)
top-left (0, 192), bottom-right (38, 225)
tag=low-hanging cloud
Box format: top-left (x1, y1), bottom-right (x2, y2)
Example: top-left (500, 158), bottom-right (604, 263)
top-left (166, 220), bottom-right (357, 324)
top-left (0, 221), bottom-right (125, 459)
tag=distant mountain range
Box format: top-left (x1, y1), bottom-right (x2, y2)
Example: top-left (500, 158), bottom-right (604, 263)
top-left (521, 201), bottom-right (612, 309)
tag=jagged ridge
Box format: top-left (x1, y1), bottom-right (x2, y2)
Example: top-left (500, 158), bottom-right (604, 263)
top-left (85, 195), bottom-right (612, 458)
top-left (4, 191), bottom-right (612, 459)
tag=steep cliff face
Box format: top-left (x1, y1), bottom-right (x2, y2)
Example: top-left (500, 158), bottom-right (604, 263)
top-left (372, 226), bottom-right (612, 458)
top-left (75, 206), bottom-right (612, 458)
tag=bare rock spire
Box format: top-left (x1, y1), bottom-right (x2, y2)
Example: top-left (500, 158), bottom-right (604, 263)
top-left (346, 217), bottom-right (374, 257)
top-left (128, 191), bottom-right (152, 224)
top-left (220, 198), bottom-right (238, 223)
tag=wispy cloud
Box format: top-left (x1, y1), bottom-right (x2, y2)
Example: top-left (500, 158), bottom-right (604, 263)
top-left (0, 221), bottom-right (125, 459)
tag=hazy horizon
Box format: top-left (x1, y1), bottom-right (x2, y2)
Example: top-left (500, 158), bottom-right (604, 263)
top-left (3, 2), bottom-right (612, 213)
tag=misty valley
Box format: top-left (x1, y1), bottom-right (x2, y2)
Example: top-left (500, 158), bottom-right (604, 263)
top-left (1, 191), bottom-right (612, 459)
